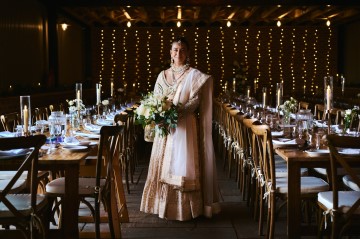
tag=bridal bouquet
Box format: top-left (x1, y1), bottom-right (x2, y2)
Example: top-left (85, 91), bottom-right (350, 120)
top-left (135, 92), bottom-right (179, 137)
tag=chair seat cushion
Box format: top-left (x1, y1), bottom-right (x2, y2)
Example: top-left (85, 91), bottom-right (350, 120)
top-left (314, 167), bottom-right (360, 176)
top-left (0, 194), bottom-right (47, 217)
top-left (318, 191), bottom-right (360, 214)
top-left (342, 175), bottom-right (360, 191)
top-left (0, 179), bottom-right (26, 193)
top-left (274, 164), bottom-right (308, 178)
top-left (276, 176), bottom-right (329, 194)
top-left (0, 171), bottom-right (28, 180)
top-left (46, 177), bottom-right (106, 196)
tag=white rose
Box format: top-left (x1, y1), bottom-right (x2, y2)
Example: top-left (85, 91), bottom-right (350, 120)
top-left (136, 104), bottom-right (146, 116)
top-left (345, 109), bottom-right (352, 116)
top-left (144, 108), bottom-right (151, 119)
top-left (102, 99), bottom-right (109, 105)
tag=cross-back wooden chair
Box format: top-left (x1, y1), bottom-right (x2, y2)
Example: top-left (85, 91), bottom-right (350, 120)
top-left (0, 135), bottom-right (48, 239)
top-left (318, 135), bottom-right (360, 239)
top-left (0, 112), bottom-right (19, 132)
top-left (34, 107), bottom-right (49, 121)
top-left (299, 101), bottom-right (310, 111)
top-left (46, 126), bottom-right (128, 239)
top-left (251, 124), bottom-right (329, 238)
top-left (314, 104), bottom-right (326, 121)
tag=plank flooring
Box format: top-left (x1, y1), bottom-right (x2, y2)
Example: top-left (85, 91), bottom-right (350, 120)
top-left (78, 143), bottom-right (318, 239)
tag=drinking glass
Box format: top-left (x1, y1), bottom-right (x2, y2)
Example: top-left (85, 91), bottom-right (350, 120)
top-left (49, 122), bottom-right (56, 150)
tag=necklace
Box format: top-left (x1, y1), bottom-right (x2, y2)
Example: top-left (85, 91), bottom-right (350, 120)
top-left (171, 64), bottom-right (189, 75)
top-left (172, 70), bottom-right (186, 84)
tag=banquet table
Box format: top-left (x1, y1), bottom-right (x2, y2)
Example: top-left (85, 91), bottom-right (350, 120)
top-left (274, 148), bottom-right (330, 238)
top-left (40, 146), bottom-right (94, 239)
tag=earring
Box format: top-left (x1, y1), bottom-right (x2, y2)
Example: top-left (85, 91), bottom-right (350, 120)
top-left (186, 57), bottom-right (190, 67)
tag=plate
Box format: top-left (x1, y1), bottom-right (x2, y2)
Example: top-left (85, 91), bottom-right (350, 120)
top-left (305, 149), bottom-right (330, 155)
top-left (74, 132), bottom-right (100, 139)
top-left (62, 145), bottom-right (89, 151)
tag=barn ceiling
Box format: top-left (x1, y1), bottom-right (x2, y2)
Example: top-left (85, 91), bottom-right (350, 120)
top-left (41, 0), bottom-right (360, 27)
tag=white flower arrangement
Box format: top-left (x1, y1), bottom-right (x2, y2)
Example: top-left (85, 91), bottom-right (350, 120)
top-left (67, 99), bottom-right (85, 113)
top-left (102, 99), bottom-right (109, 106)
top-left (135, 92), bottom-right (178, 136)
top-left (279, 97), bottom-right (298, 113)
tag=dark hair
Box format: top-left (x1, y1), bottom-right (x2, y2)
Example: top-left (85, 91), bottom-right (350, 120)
top-left (172, 36), bottom-right (190, 50)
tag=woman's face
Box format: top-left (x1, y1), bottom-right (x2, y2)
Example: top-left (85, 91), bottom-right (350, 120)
top-left (170, 42), bottom-right (188, 66)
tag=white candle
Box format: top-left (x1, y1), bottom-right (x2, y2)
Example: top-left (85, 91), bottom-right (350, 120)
top-left (232, 78), bottom-right (236, 92)
top-left (277, 88), bottom-right (281, 107)
top-left (111, 82), bottom-right (114, 97)
top-left (23, 105), bottom-right (28, 133)
top-left (247, 88), bottom-right (250, 98)
top-left (263, 92), bottom-right (266, 108)
top-left (96, 84), bottom-right (101, 105)
top-left (326, 85), bottom-right (331, 111)
top-left (76, 90), bottom-right (80, 111)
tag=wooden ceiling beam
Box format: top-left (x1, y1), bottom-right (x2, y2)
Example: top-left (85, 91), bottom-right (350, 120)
top-left (47, 0), bottom-right (360, 8)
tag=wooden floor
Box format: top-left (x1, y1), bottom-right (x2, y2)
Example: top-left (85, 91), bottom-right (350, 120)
top-left (78, 143), bottom-right (318, 239)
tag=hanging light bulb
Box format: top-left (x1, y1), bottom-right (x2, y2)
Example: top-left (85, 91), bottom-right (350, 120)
top-left (326, 19), bottom-right (331, 27)
top-left (127, 21), bottom-right (131, 28)
top-left (277, 20), bottom-right (281, 27)
top-left (226, 20), bottom-right (231, 27)
top-left (177, 21), bottom-right (181, 27)
top-left (61, 23), bottom-right (68, 31)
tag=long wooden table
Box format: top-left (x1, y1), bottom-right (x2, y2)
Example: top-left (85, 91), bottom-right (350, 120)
top-left (40, 147), bottom-right (92, 239)
top-left (275, 148), bottom-right (329, 239)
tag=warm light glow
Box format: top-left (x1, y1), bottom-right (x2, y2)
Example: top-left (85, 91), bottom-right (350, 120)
top-left (61, 23), bottom-right (68, 31)
top-left (177, 21), bottom-right (181, 27)
top-left (177, 7), bottom-right (182, 20)
top-left (127, 21), bottom-right (131, 27)
top-left (277, 20), bottom-right (281, 27)
top-left (326, 19), bottom-right (331, 27)
top-left (227, 20), bottom-right (231, 27)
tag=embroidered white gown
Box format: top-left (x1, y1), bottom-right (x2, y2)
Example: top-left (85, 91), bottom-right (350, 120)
top-left (140, 68), bottom-right (220, 221)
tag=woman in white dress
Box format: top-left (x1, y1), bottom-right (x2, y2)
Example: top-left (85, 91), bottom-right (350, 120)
top-left (140, 36), bottom-right (220, 221)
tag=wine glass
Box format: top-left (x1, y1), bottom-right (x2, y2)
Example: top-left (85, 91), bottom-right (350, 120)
top-left (49, 122), bottom-right (56, 151)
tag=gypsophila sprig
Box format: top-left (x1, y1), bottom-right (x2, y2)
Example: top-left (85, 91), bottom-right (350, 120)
top-left (135, 92), bottom-right (179, 137)
top-left (279, 97), bottom-right (298, 113)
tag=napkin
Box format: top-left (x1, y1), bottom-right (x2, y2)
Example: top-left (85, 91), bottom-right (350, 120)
top-left (271, 131), bottom-right (284, 137)
top-left (272, 138), bottom-right (297, 146)
top-left (96, 118), bottom-right (113, 126)
top-left (84, 123), bottom-right (102, 132)
top-left (64, 136), bottom-right (80, 145)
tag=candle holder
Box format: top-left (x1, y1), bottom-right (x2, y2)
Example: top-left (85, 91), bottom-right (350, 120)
top-left (96, 83), bottom-right (102, 117)
top-left (326, 110), bottom-right (332, 135)
top-left (324, 76), bottom-right (333, 112)
top-left (110, 80), bottom-right (114, 98)
top-left (75, 83), bottom-right (82, 118)
top-left (262, 87), bottom-right (267, 109)
top-left (341, 75), bottom-right (345, 96)
top-left (246, 86), bottom-right (251, 98)
top-left (20, 95), bottom-right (31, 136)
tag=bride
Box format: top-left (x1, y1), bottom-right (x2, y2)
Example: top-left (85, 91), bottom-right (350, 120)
top-left (140, 36), bottom-right (220, 221)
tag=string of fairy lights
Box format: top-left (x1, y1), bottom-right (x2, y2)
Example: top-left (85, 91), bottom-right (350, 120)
top-left (291, 29), bottom-right (296, 91)
top-left (267, 29), bottom-right (273, 93)
top-left (220, 27), bottom-right (225, 85)
top-left (311, 29), bottom-right (319, 95)
top-left (99, 29), bottom-right (104, 85)
top-left (193, 28), bottom-right (199, 68)
top-left (301, 29), bottom-right (308, 95)
top-left (96, 27), bottom-right (335, 99)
